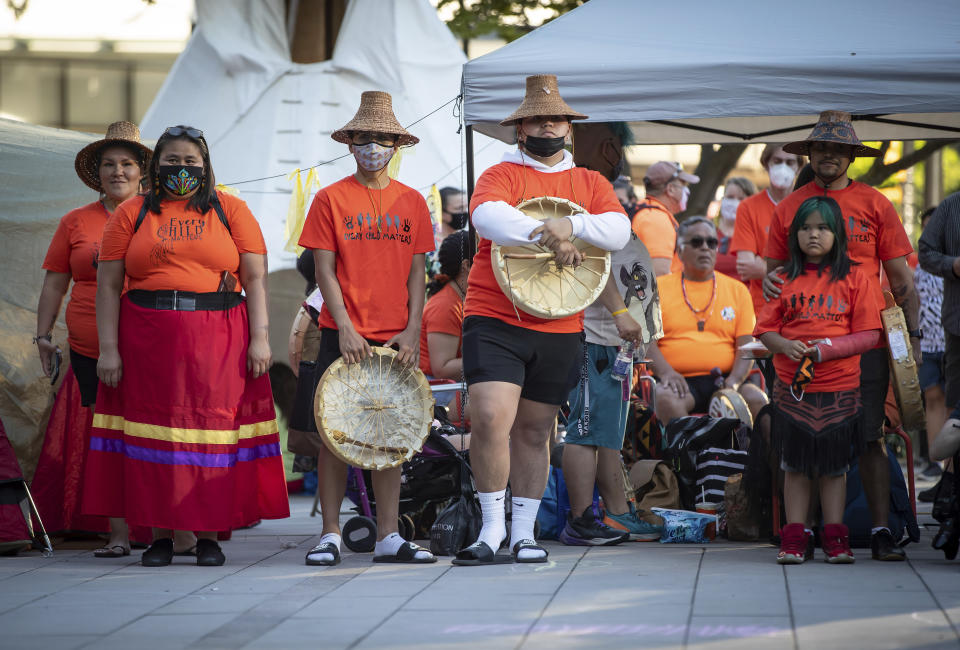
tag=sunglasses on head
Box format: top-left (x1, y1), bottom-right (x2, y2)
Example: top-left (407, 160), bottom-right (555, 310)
top-left (164, 126), bottom-right (204, 139)
top-left (685, 236), bottom-right (719, 250)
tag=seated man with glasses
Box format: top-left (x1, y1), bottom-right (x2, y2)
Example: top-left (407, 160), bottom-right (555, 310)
top-left (632, 161), bottom-right (700, 276)
top-left (646, 217), bottom-right (767, 423)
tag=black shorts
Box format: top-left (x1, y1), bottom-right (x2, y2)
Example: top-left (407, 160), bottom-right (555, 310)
top-left (859, 347), bottom-right (890, 442)
top-left (70, 349), bottom-right (98, 407)
top-left (290, 328), bottom-right (388, 432)
top-left (462, 315), bottom-right (582, 406)
top-left (684, 374), bottom-right (721, 414)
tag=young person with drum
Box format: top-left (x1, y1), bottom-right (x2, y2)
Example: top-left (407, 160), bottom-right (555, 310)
top-left (763, 111), bottom-right (919, 561)
top-left (298, 91), bottom-right (438, 566)
top-left (453, 75), bottom-right (631, 565)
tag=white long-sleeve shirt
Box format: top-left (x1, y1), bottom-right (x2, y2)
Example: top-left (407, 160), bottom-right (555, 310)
top-left (471, 150), bottom-right (630, 252)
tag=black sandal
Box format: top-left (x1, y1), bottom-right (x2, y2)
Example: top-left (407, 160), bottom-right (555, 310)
top-left (195, 539), bottom-right (225, 567)
top-left (512, 539), bottom-right (549, 564)
top-left (141, 538), bottom-right (174, 567)
top-left (305, 542), bottom-right (341, 566)
top-left (373, 541), bottom-right (437, 564)
top-left (451, 541), bottom-right (513, 566)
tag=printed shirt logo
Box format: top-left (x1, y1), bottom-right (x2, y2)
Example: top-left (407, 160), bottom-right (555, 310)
top-left (150, 217), bottom-right (206, 265)
top-left (784, 290), bottom-right (848, 324)
top-left (720, 306), bottom-right (736, 321)
top-left (341, 212), bottom-right (413, 244)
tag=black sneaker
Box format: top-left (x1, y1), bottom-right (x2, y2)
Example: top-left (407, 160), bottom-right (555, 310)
top-left (871, 528), bottom-right (906, 561)
top-left (920, 462), bottom-right (943, 481)
top-left (559, 507), bottom-right (629, 546)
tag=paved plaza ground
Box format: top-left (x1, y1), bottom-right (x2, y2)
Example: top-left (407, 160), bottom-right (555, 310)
top-left (2, 487), bottom-right (959, 649)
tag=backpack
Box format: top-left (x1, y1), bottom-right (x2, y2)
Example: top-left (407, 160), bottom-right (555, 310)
top-left (841, 444), bottom-right (920, 548)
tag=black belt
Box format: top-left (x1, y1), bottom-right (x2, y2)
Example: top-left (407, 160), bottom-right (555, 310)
top-left (127, 289), bottom-right (242, 311)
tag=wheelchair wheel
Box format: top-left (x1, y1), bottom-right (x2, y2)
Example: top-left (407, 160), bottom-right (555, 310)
top-left (399, 514), bottom-right (416, 541)
top-left (342, 515), bottom-right (377, 553)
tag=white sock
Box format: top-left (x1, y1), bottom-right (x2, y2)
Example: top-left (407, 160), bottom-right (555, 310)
top-left (871, 526), bottom-right (890, 535)
top-left (477, 489), bottom-right (507, 550)
top-left (374, 532), bottom-right (431, 560)
top-left (511, 496), bottom-right (544, 560)
top-left (307, 532), bottom-right (341, 562)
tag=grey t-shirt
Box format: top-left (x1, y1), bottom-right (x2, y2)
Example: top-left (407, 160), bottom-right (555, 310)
top-left (583, 234), bottom-right (663, 348)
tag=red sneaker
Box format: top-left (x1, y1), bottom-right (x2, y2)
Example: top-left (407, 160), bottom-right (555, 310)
top-left (822, 523), bottom-right (855, 564)
top-left (777, 523), bottom-right (811, 564)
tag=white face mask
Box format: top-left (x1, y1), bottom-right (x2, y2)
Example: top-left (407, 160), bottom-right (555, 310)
top-left (768, 163), bottom-right (797, 189)
top-left (678, 185), bottom-right (690, 212)
top-left (720, 197), bottom-right (740, 221)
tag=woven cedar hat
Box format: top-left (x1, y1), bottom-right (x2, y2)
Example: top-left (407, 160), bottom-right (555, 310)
top-left (783, 110), bottom-right (881, 157)
top-left (500, 74), bottom-right (588, 127)
top-left (331, 91), bottom-right (419, 146)
top-left (74, 121), bottom-right (153, 192)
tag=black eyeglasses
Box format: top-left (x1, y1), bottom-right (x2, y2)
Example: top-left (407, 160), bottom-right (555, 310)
top-left (685, 236), bottom-right (719, 250)
top-left (164, 126), bottom-right (205, 139)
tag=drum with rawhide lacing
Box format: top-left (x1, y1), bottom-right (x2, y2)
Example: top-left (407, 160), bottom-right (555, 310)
top-left (490, 196), bottom-right (611, 319)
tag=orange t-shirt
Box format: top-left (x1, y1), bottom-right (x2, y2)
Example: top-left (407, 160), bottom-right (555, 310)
top-left (755, 265), bottom-right (883, 392)
top-left (657, 271), bottom-right (755, 376)
top-left (99, 191), bottom-right (266, 292)
top-left (298, 176), bottom-right (435, 341)
top-left (42, 201), bottom-right (110, 358)
top-left (730, 190), bottom-right (777, 313)
top-left (418, 282), bottom-right (464, 375)
top-left (631, 196), bottom-right (681, 273)
top-left (764, 181), bottom-right (913, 287)
top-left (465, 162), bottom-right (625, 334)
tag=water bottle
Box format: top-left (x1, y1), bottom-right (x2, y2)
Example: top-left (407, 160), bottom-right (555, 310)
top-left (610, 340), bottom-right (634, 382)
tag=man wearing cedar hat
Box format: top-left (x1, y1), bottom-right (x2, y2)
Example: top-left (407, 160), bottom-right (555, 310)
top-left (298, 91), bottom-right (437, 566)
top-left (452, 74), bottom-right (631, 565)
top-left (763, 110), bottom-right (920, 561)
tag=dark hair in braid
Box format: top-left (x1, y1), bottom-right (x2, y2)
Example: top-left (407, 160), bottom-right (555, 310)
top-left (426, 230), bottom-right (470, 297)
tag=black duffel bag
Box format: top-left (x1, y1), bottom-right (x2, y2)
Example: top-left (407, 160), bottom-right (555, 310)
top-left (661, 415), bottom-right (743, 510)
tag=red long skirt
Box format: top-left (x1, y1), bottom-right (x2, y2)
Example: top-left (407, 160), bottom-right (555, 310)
top-left (82, 297), bottom-right (289, 531)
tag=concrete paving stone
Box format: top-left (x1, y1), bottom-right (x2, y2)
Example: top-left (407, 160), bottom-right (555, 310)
top-left (97, 612), bottom-right (237, 646)
top-left (525, 619), bottom-right (690, 650)
top-left (358, 608), bottom-right (535, 650)
top-left (0, 602), bottom-right (151, 636)
top-left (793, 609), bottom-right (956, 649)
top-left (244, 616), bottom-right (377, 649)
top-left (331, 578), bottom-right (436, 599)
top-left (405, 589), bottom-right (553, 612)
top-left (0, 634), bottom-right (100, 650)
top-left (692, 587), bottom-right (790, 617)
top-left (0, 590), bottom-right (49, 615)
top-left (686, 615), bottom-right (793, 646)
top-left (293, 595), bottom-right (407, 619)
top-left (154, 593), bottom-right (275, 615)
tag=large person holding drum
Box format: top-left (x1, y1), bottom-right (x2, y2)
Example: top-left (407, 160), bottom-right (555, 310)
top-left (298, 91), bottom-right (438, 566)
top-left (453, 75), bottom-right (631, 565)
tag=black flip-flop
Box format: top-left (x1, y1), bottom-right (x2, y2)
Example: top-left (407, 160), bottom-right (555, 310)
top-left (373, 541), bottom-right (437, 564)
top-left (305, 542), bottom-right (341, 566)
top-left (512, 539), bottom-right (548, 564)
top-left (452, 541), bottom-right (514, 566)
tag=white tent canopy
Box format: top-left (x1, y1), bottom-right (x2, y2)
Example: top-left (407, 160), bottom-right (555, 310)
top-left (462, 0), bottom-right (960, 144)
top-left (142, 0), bottom-right (507, 272)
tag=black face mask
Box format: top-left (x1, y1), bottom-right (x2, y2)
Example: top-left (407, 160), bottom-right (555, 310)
top-left (522, 134), bottom-right (566, 158)
top-left (448, 212), bottom-right (469, 229)
top-left (158, 165), bottom-right (203, 195)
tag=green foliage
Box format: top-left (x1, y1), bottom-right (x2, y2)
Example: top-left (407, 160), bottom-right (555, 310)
top-left (437, 0), bottom-right (584, 43)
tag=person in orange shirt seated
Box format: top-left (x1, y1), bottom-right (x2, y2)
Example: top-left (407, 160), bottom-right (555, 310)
top-left (632, 161), bottom-right (700, 276)
top-left (298, 91), bottom-right (437, 567)
top-left (730, 144), bottom-right (803, 314)
top-left (452, 74), bottom-right (631, 566)
top-left (420, 230), bottom-right (469, 406)
top-left (648, 217), bottom-right (767, 423)
top-left (88, 125), bottom-right (289, 568)
top-left (715, 177), bottom-right (756, 277)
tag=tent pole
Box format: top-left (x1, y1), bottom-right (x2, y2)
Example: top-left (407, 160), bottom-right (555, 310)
top-left (465, 124), bottom-right (476, 255)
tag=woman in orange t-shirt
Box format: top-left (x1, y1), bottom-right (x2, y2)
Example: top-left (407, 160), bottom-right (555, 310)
top-left (715, 177), bottom-right (755, 277)
top-left (84, 125), bottom-right (289, 568)
top-left (33, 121), bottom-right (151, 557)
top-left (755, 196), bottom-right (882, 565)
top-left (453, 75), bottom-right (631, 566)
top-left (420, 231), bottom-right (469, 379)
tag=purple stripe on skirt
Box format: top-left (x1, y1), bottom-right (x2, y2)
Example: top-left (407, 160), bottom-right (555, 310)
top-left (90, 436), bottom-right (280, 468)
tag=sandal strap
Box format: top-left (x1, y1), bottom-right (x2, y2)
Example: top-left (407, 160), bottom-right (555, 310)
top-left (512, 539), bottom-right (547, 554)
top-left (307, 542), bottom-right (339, 557)
top-left (395, 541), bottom-right (429, 561)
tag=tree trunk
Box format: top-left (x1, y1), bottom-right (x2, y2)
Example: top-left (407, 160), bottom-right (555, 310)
top-left (679, 144), bottom-right (748, 221)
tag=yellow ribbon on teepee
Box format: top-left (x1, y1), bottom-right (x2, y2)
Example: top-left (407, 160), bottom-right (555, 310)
top-left (425, 183), bottom-right (443, 249)
top-left (387, 147), bottom-right (403, 180)
top-left (214, 184), bottom-right (240, 196)
top-left (283, 168), bottom-right (321, 255)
